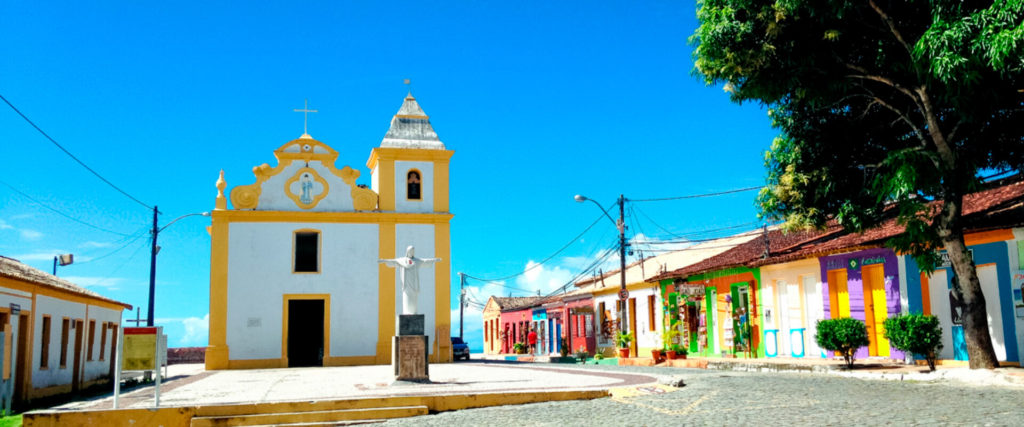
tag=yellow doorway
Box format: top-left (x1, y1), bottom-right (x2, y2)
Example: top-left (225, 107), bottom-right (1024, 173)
top-left (861, 265), bottom-right (889, 356)
top-left (826, 269), bottom-right (850, 319)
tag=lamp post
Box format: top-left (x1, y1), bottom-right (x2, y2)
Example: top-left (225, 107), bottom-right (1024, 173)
top-left (148, 208), bottom-right (210, 327)
top-left (574, 194), bottom-right (629, 342)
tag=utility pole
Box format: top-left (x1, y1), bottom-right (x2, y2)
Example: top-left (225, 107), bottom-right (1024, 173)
top-left (618, 194), bottom-right (629, 341)
top-left (148, 206), bottom-right (159, 327)
top-left (458, 272), bottom-right (465, 339)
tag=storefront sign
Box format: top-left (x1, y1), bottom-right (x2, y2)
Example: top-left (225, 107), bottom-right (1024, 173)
top-left (676, 284), bottom-right (706, 297)
top-left (939, 250), bottom-right (974, 268)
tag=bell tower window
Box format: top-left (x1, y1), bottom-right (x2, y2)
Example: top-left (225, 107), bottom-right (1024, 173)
top-left (407, 170), bottom-right (422, 200)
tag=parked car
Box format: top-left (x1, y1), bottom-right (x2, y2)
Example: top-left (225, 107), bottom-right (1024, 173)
top-left (451, 336), bottom-right (470, 361)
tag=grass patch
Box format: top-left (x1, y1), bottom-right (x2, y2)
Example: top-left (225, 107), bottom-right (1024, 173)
top-left (0, 414), bottom-right (21, 427)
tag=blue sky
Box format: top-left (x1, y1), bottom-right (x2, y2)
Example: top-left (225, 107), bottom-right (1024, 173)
top-left (1, 1), bottom-right (778, 351)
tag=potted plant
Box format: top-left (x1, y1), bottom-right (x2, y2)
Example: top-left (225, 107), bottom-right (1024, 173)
top-left (615, 331), bottom-right (633, 358)
top-left (513, 342), bottom-right (526, 354)
top-left (559, 337), bottom-right (570, 358)
top-left (661, 328), bottom-right (682, 360)
top-left (672, 344), bottom-right (688, 360)
top-left (575, 346), bottom-right (589, 364)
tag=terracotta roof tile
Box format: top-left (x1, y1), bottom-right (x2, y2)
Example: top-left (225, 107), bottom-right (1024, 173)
top-left (0, 256), bottom-right (132, 309)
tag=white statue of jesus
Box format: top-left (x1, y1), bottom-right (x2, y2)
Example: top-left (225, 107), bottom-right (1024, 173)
top-left (379, 246), bottom-right (441, 315)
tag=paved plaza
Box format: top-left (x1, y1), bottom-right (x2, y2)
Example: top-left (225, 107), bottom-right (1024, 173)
top-left (386, 364), bottom-right (1024, 426)
top-left (52, 361), bottom-right (658, 411)
top-left (40, 360), bottom-right (1024, 425)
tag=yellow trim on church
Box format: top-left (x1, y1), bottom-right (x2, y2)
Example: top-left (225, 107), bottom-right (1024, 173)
top-left (208, 133), bottom-right (454, 370)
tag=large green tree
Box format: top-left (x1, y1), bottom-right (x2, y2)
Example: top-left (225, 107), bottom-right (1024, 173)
top-left (692, 0), bottom-right (1024, 368)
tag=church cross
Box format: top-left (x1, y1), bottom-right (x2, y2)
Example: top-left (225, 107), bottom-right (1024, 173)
top-left (293, 99), bottom-right (318, 135)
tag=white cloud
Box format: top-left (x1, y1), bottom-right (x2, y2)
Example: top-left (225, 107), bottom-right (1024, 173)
top-left (0, 220), bottom-right (12, 230)
top-left (181, 313), bottom-right (210, 345)
top-left (80, 241), bottom-right (113, 249)
top-left (61, 276), bottom-right (125, 289)
top-left (20, 229), bottom-right (42, 240)
top-left (11, 250), bottom-right (71, 261)
top-left (515, 261), bottom-right (575, 295)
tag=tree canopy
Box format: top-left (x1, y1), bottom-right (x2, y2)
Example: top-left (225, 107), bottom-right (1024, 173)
top-left (692, 0), bottom-right (1024, 368)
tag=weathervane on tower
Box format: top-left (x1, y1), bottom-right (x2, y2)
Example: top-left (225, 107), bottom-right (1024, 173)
top-left (293, 99), bottom-right (318, 138)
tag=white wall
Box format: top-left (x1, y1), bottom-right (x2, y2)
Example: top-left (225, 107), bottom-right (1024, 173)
top-left (226, 222), bottom-right (381, 360)
top-left (395, 224), bottom-right (436, 351)
top-left (591, 288), bottom-right (659, 350)
top-left (394, 161), bottom-right (434, 213)
top-left (759, 259), bottom-right (824, 358)
top-left (254, 161), bottom-right (357, 211)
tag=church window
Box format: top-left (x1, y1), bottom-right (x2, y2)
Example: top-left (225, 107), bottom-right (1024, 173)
top-left (294, 231), bottom-right (320, 273)
top-left (407, 170), bottom-right (422, 200)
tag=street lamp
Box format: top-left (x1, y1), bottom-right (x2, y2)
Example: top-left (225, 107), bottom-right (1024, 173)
top-left (148, 208), bottom-right (210, 326)
top-left (574, 194), bottom-right (630, 350)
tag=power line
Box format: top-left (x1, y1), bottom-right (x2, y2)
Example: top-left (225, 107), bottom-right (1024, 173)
top-left (0, 93), bottom-right (153, 210)
top-left (86, 236), bottom-right (151, 288)
top-left (461, 212), bottom-right (606, 283)
top-left (631, 203), bottom-right (759, 241)
top-left (629, 186), bottom-right (762, 202)
top-left (546, 243), bottom-right (619, 297)
top-left (0, 179), bottom-right (134, 237)
top-left (75, 229), bottom-right (150, 265)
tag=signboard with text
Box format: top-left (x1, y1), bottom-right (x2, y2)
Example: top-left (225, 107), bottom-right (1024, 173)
top-left (122, 327), bottom-right (158, 371)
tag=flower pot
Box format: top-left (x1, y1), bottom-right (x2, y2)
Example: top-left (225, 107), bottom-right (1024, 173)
top-left (666, 350), bottom-right (677, 360)
top-left (651, 349), bottom-right (665, 364)
top-left (680, 353), bottom-right (687, 359)
top-left (618, 348), bottom-right (630, 358)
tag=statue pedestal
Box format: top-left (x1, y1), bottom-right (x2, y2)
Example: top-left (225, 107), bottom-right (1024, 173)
top-left (392, 315), bottom-right (429, 382)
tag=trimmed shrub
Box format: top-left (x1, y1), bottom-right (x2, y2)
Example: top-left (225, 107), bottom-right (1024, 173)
top-left (815, 318), bottom-right (870, 369)
top-left (884, 313), bottom-right (944, 371)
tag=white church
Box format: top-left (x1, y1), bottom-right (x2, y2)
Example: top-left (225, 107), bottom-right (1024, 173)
top-left (206, 93), bottom-right (454, 369)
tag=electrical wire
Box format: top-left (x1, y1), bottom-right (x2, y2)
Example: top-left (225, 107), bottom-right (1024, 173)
top-left (545, 242), bottom-right (619, 297)
top-left (0, 93), bottom-right (153, 210)
top-left (74, 228), bottom-right (150, 265)
top-left (86, 236), bottom-right (150, 288)
top-left (0, 178), bottom-right (134, 236)
top-left (461, 212), bottom-right (606, 283)
top-left (631, 203), bottom-right (759, 241)
top-left (629, 186), bottom-right (762, 202)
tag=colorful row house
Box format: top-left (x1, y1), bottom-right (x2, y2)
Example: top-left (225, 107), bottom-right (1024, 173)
top-left (654, 178), bottom-right (1024, 365)
top-left (481, 178), bottom-right (1024, 366)
top-left (579, 231), bottom-right (763, 357)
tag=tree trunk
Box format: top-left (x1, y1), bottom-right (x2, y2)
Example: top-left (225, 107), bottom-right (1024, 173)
top-left (936, 195), bottom-right (1000, 369)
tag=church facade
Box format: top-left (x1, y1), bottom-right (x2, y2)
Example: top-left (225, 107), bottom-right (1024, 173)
top-left (206, 94), bottom-right (454, 369)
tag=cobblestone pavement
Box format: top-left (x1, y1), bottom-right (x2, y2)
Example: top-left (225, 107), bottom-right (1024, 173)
top-left (385, 363), bottom-right (1024, 426)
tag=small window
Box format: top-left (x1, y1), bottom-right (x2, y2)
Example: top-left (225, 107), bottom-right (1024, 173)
top-left (60, 318), bottom-right (70, 368)
top-left (87, 319), bottom-right (96, 361)
top-left (407, 170), bottom-right (422, 200)
top-left (41, 316), bottom-right (51, 369)
top-left (99, 322), bottom-right (107, 361)
top-left (294, 231), bottom-right (319, 273)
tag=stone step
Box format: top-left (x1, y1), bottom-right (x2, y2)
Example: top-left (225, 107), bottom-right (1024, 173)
top-left (195, 396), bottom-right (425, 417)
top-left (245, 420), bottom-right (386, 427)
top-left (190, 406), bottom-right (428, 427)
